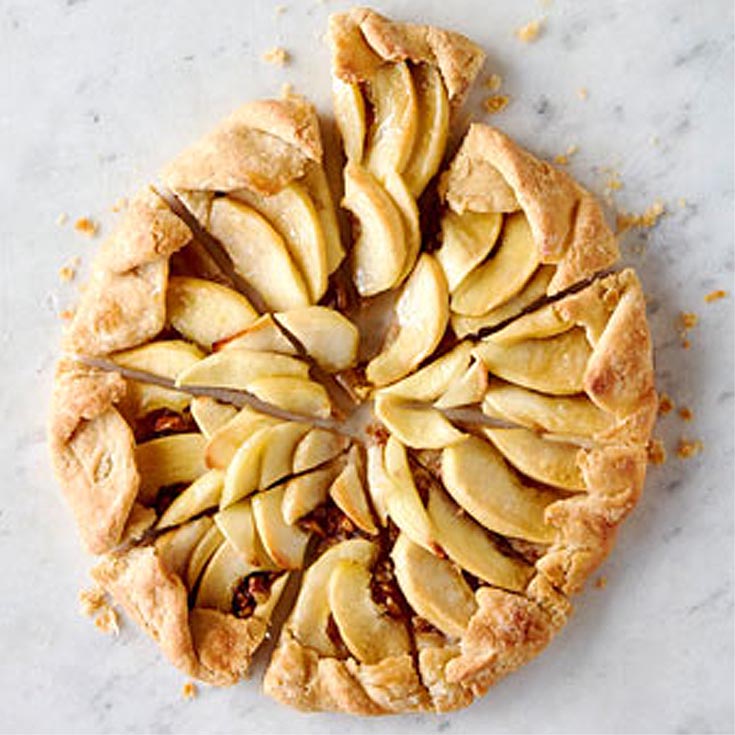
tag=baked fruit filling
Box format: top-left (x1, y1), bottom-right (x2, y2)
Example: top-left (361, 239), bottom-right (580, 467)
top-left (48, 6), bottom-right (657, 717)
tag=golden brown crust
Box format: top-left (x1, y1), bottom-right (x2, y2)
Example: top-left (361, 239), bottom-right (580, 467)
top-left (440, 124), bottom-right (619, 294)
top-left (328, 7), bottom-right (485, 104)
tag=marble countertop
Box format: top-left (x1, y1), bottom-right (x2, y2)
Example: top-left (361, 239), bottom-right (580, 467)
top-left (1, 0), bottom-right (732, 732)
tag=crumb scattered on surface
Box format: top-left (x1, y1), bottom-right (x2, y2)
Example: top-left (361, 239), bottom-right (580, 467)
top-left (704, 289), bottom-right (727, 303)
top-left (484, 73), bottom-right (503, 92)
top-left (111, 197), bottom-right (129, 213)
top-left (647, 438), bottom-right (667, 465)
top-left (56, 212), bottom-right (69, 226)
top-left (281, 82), bottom-right (294, 98)
top-left (554, 144), bottom-right (578, 165)
top-left (678, 406), bottom-right (693, 421)
top-left (577, 87), bottom-right (588, 101)
top-left (94, 607), bottom-right (120, 635)
top-left (274, 4), bottom-right (287, 15)
top-left (182, 681), bottom-right (198, 700)
top-left (603, 168), bottom-right (623, 194)
top-left (262, 47), bottom-right (290, 66)
top-left (60, 308), bottom-right (75, 321)
top-left (79, 586), bottom-right (107, 617)
top-left (658, 394), bottom-right (675, 415)
top-left (681, 338), bottom-right (691, 350)
top-left (58, 256), bottom-right (81, 283)
top-left (484, 95), bottom-right (509, 114)
top-left (616, 199), bottom-right (665, 233)
top-left (74, 217), bottom-right (99, 237)
top-left (679, 311), bottom-right (698, 330)
top-left (594, 576), bottom-right (607, 589)
top-left (676, 438), bottom-right (703, 460)
top-left (516, 18), bottom-right (543, 43)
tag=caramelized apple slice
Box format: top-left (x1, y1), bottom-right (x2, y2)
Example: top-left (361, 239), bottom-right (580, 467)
top-left (220, 426), bottom-right (273, 508)
top-left (155, 516), bottom-right (214, 578)
top-left (205, 407), bottom-right (280, 470)
top-left (282, 463), bottom-right (341, 525)
top-left (190, 397), bottom-right (238, 439)
top-left (427, 487), bottom-right (533, 591)
top-left (366, 254), bottom-right (449, 387)
top-left (214, 500), bottom-right (274, 568)
top-left (301, 165), bottom-right (345, 274)
top-left (436, 210), bottom-right (503, 292)
top-left (209, 197), bottom-right (310, 311)
top-left (482, 382), bottom-right (614, 439)
top-left (233, 183), bottom-right (328, 302)
top-left (451, 212), bottom-right (540, 316)
top-left (488, 303), bottom-right (574, 346)
top-left (378, 342), bottom-right (473, 402)
top-left (382, 170), bottom-right (420, 283)
top-left (246, 376), bottom-right (332, 419)
top-left (186, 523), bottom-right (224, 590)
top-left (365, 62), bottom-right (418, 179)
top-left (483, 428), bottom-right (586, 491)
top-left (473, 329), bottom-right (592, 396)
top-left (365, 444), bottom-right (391, 526)
top-left (392, 534), bottom-right (477, 638)
top-left (441, 436), bottom-right (557, 543)
top-left (333, 77), bottom-right (366, 162)
top-left (136, 433), bottom-right (207, 504)
top-left (195, 539), bottom-right (255, 611)
top-left (113, 340), bottom-right (204, 417)
top-left (275, 307), bottom-right (360, 371)
top-left (403, 64), bottom-right (449, 198)
top-left (252, 486), bottom-right (310, 569)
top-left (434, 359), bottom-right (488, 409)
top-left (289, 538), bottom-right (378, 656)
top-left (328, 560), bottom-right (411, 664)
top-left (157, 469), bottom-right (224, 529)
top-left (259, 422), bottom-right (311, 489)
top-left (374, 395), bottom-right (465, 449)
top-left (293, 429), bottom-right (348, 473)
top-left (217, 314), bottom-right (296, 355)
top-left (166, 276), bottom-right (258, 350)
top-left (383, 437), bottom-right (437, 553)
top-left (343, 162), bottom-right (407, 297)
top-left (176, 349), bottom-right (308, 390)
top-left (330, 447), bottom-right (378, 534)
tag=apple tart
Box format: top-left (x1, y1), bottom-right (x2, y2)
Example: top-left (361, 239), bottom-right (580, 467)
top-left (48, 6), bottom-right (657, 717)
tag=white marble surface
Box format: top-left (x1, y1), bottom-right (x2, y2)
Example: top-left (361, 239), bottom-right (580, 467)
top-left (1, 0), bottom-right (733, 732)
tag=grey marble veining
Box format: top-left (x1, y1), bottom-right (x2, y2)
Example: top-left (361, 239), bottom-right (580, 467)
top-left (0, 0), bottom-right (732, 733)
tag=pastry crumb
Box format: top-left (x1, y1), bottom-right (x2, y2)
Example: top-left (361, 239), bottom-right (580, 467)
top-left (483, 95), bottom-right (509, 115)
top-left (554, 144), bottom-right (578, 166)
top-left (577, 86), bottom-right (588, 101)
top-left (111, 197), bottom-right (129, 213)
top-left (74, 217), bottom-right (99, 238)
top-left (182, 681), bottom-right (198, 700)
top-left (616, 199), bottom-right (665, 234)
top-left (678, 311), bottom-right (698, 330)
top-left (58, 256), bottom-right (81, 283)
top-left (484, 73), bottom-right (503, 92)
top-left (281, 82), bottom-right (295, 98)
top-left (676, 438), bottom-right (703, 460)
top-left (79, 586), bottom-right (107, 617)
top-left (647, 438), bottom-right (667, 465)
top-left (274, 4), bottom-right (287, 15)
top-left (658, 393), bottom-right (675, 415)
top-left (594, 576), bottom-right (607, 589)
top-left (704, 289), bottom-right (727, 303)
top-left (59, 308), bottom-right (75, 321)
top-left (56, 212), bottom-right (69, 226)
top-left (678, 406), bottom-right (693, 421)
top-left (515, 18), bottom-right (543, 43)
top-left (94, 607), bottom-right (120, 635)
top-left (681, 338), bottom-right (691, 350)
top-left (262, 47), bottom-right (290, 66)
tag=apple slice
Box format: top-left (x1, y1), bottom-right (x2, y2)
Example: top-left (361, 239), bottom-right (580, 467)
top-left (374, 395), bottom-right (465, 450)
top-left (328, 560), bottom-right (411, 664)
top-left (436, 210), bottom-right (503, 292)
top-left (136, 433), bottom-right (207, 504)
top-left (233, 183), bottom-right (328, 302)
top-left (155, 516), bottom-right (214, 578)
top-left (259, 422), bottom-right (310, 489)
top-left (190, 397), bottom-right (238, 439)
top-left (365, 443), bottom-right (391, 526)
top-left (186, 523), bottom-right (224, 590)
top-left (220, 426), bottom-right (273, 508)
top-left (246, 376), bottom-right (332, 419)
top-left (293, 429), bottom-right (348, 474)
top-left (366, 254), bottom-right (449, 387)
top-left (365, 62), bottom-right (418, 179)
top-left (301, 164), bottom-right (345, 274)
top-left (205, 407), bottom-right (280, 470)
top-left (427, 487), bottom-right (533, 591)
top-left (392, 533), bottom-right (477, 639)
top-left (330, 447), bottom-right (378, 535)
top-left (282, 463), bottom-right (341, 525)
top-left (451, 212), bottom-right (540, 316)
top-left (382, 170), bottom-right (420, 284)
top-left (343, 162), bottom-right (407, 297)
top-left (403, 64), bottom-right (449, 198)
top-left (217, 314), bottom-right (296, 355)
top-left (175, 349), bottom-right (308, 390)
top-left (166, 276), bottom-right (258, 350)
top-left (289, 538), bottom-right (378, 656)
top-left (441, 436), bottom-right (557, 543)
top-left (113, 340), bottom-right (204, 418)
top-left (209, 197), bottom-right (310, 311)
top-left (482, 428), bottom-right (586, 491)
top-left (383, 437), bottom-right (437, 553)
top-left (214, 500), bottom-right (274, 568)
top-left (333, 77), bottom-right (366, 163)
top-left (482, 382), bottom-right (614, 439)
top-left (434, 358), bottom-right (488, 409)
top-left (195, 539), bottom-right (256, 611)
top-left (378, 342), bottom-right (473, 402)
top-left (473, 328), bottom-right (592, 396)
top-left (252, 486), bottom-right (310, 569)
top-left (488, 303), bottom-right (574, 346)
top-left (156, 469), bottom-right (224, 529)
top-left (275, 307), bottom-right (360, 372)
